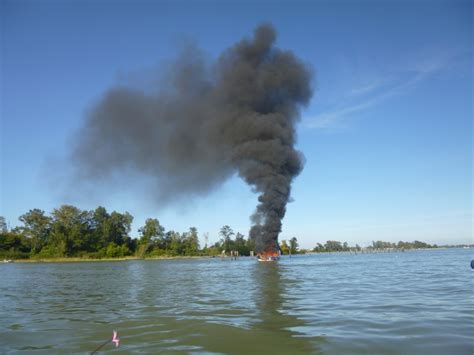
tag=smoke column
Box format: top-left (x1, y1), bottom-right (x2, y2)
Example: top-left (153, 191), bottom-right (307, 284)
top-left (72, 24), bottom-right (312, 255)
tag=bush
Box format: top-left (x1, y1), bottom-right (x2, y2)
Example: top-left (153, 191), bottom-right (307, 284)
top-left (120, 244), bottom-right (131, 256)
top-left (105, 243), bottom-right (121, 258)
top-left (104, 243), bottom-right (131, 258)
top-left (0, 250), bottom-right (30, 260)
top-left (203, 246), bottom-right (221, 256)
top-left (34, 245), bottom-right (64, 259)
top-left (147, 248), bottom-right (168, 257)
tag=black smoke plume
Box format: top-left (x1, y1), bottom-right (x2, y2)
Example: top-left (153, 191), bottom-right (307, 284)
top-left (72, 24), bottom-right (312, 254)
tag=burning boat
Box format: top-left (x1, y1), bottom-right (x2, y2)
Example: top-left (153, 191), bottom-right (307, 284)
top-left (257, 247), bottom-right (281, 262)
top-left (257, 254), bottom-right (280, 262)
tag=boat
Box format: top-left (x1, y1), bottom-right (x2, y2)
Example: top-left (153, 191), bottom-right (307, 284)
top-left (3, 259), bottom-right (14, 263)
top-left (257, 255), bottom-right (280, 262)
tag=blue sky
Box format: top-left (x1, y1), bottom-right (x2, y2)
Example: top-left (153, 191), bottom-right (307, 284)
top-left (1, 0), bottom-right (472, 247)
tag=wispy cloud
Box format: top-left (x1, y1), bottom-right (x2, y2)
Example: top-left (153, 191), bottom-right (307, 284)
top-left (348, 79), bottom-right (387, 97)
top-left (305, 50), bottom-right (467, 130)
top-left (307, 98), bottom-right (378, 129)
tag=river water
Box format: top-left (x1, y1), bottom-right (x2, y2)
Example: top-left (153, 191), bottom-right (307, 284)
top-left (0, 248), bottom-right (472, 354)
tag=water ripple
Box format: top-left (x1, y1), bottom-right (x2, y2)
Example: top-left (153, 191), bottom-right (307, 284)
top-left (0, 249), bottom-right (472, 354)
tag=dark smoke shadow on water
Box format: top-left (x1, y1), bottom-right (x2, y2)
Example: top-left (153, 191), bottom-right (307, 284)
top-left (65, 23), bottom-right (313, 253)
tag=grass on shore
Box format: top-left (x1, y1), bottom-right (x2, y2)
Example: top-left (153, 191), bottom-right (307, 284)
top-left (14, 256), bottom-right (140, 263)
top-left (11, 255), bottom-right (216, 263)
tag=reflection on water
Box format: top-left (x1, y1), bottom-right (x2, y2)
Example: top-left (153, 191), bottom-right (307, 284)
top-left (0, 249), bottom-right (472, 354)
top-left (251, 263), bottom-right (320, 353)
top-left (180, 262), bottom-right (321, 354)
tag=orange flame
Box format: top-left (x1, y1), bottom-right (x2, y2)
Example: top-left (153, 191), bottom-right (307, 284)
top-left (258, 248), bottom-right (280, 258)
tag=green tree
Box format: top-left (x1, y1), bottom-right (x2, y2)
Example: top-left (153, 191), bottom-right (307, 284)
top-left (91, 206), bottom-right (111, 249)
top-left (108, 211), bottom-right (133, 246)
top-left (413, 240), bottom-right (430, 249)
top-left (289, 237), bottom-right (299, 254)
top-left (280, 240), bottom-right (290, 254)
top-left (182, 227), bottom-right (200, 255)
top-left (234, 232), bottom-right (249, 255)
top-left (161, 230), bottom-right (175, 251)
top-left (138, 218), bottom-right (164, 245)
top-left (137, 218), bottom-right (164, 256)
top-left (219, 225), bottom-right (234, 252)
top-left (0, 228), bottom-right (31, 258)
top-left (91, 207), bottom-right (134, 254)
top-left (19, 209), bottom-right (51, 254)
top-left (324, 240), bottom-right (343, 252)
top-left (168, 231), bottom-right (183, 256)
top-left (49, 205), bottom-right (92, 256)
top-left (312, 242), bottom-right (324, 252)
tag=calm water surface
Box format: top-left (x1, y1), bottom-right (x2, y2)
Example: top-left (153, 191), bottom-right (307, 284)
top-left (0, 249), bottom-right (472, 354)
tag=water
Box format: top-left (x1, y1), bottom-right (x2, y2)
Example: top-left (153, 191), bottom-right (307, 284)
top-left (0, 249), bottom-right (472, 354)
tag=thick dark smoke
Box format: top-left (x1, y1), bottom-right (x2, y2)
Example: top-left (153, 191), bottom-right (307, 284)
top-left (72, 24), bottom-right (312, 254)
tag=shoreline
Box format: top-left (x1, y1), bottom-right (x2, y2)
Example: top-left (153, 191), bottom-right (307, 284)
top-left (9, 255), bottom-right (215, 263)
top-left (5, 247), bottom-right (469, 264)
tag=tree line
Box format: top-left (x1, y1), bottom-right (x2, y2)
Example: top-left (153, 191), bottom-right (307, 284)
top-left (0, 206), bottom-right (136, 259)
top-left (0, 206), bottom-right (295, 259)
top-left (0, 205), bottom-right (452, 260)
top-left (311, 239), bottom-right (439, 253)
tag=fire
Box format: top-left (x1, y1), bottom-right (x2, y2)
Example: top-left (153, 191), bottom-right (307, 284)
top-left (259, 251), bottom-right (279, 258)
top-left (257, 248), bottom-right (280, 261)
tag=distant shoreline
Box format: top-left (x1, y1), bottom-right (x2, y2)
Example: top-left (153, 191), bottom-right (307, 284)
top-left (6, 247), bottom-right (471, 264)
